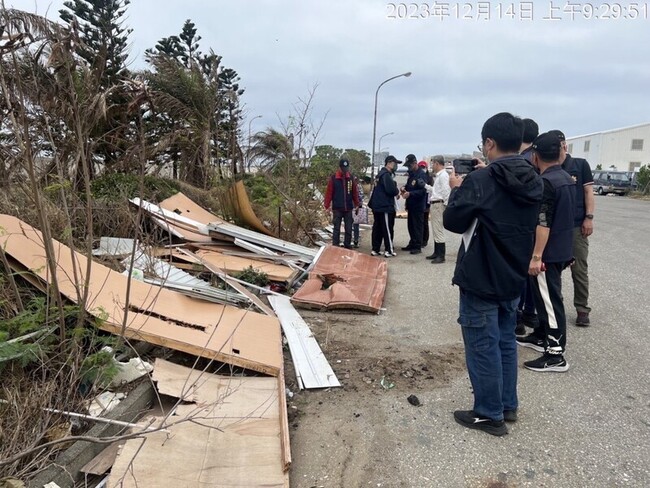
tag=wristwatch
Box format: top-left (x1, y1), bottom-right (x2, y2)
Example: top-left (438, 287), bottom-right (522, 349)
top-left (585, 214), bottom-right (594, 220)
top-left (532, 255), bottom-right (541, 262)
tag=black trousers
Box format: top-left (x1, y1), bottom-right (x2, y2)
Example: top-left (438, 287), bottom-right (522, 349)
top-left (371, 210), bottom-right (395, 253)
top-left (518, 278), bottom-right (536, 315)
top-left (422, 208), bottom-right (430, 246)
top-left (529, 262), bottom-right (567, 354)
top-left (332, 209), bottom-right (353, 247)
top-left (406, 209), bottom-right (424, 249)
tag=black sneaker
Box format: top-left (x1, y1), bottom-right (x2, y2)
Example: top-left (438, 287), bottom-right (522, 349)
top-left (453, 410), bottom-right (508, 436)
top-left (524, 353), bottom-right (569, 373)
top-left (516, 334), bottom-right (545, 353)
top-left (401, 245), bottom-right (414, 251)
top-left (409, 249), bottom-right (422, 255)
top-left (575, 311), bottom-right (590, 327)
top-left (503, 409), bottom-right (518, 422)
top-left (353, 241), bottom-right (359, 248)
top-left (515, 323), bottom-right (526, 336)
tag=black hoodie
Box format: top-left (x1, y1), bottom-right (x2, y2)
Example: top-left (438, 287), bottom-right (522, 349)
top-left (443, 155), bottom-right (543, 301)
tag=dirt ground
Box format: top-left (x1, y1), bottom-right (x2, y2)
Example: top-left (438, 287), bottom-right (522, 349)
top-left (285, 307), bottom-right (467, 487)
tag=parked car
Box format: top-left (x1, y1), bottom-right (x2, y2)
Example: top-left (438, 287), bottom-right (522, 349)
top-left (592, 170), bottom-right (632, 196)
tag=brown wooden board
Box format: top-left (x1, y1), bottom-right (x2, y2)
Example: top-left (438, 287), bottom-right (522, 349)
top-left (80, 442), bottom-right (120, 475)
top-left (108, 359), bottom-right (289, 487)
top-left (0, 214), bottom-right (282, 376)
top-left (194, 248), bottom-right (298, 283)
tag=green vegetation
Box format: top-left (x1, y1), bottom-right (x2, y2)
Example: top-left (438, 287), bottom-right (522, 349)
top-left (233, 266), bottom-right (270, 287)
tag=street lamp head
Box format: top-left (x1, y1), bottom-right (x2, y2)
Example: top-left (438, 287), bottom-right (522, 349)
top-left (403, 72), bottom-right (412, 77)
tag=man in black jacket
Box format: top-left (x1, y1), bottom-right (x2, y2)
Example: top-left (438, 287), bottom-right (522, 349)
top-left (443, 112), bottom-right (543, 436)
top-left (401, 154), bottom-right (428, 254)
top-left (368, 155), bottom-right (400, 257)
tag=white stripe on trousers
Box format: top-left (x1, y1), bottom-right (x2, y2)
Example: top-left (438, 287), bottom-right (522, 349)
top-left (384, 213), bottom-right (394, 253)
top-left (536, 271), bottom-right (558, 330)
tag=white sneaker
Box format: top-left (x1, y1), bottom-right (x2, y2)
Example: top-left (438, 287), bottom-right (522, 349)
top-left (384, 251), bottom-right (397, 257)
top-left (371, 251), bottom-right (380, 256)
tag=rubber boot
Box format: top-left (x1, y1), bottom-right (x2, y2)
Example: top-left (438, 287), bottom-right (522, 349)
top-left (426, 242), bottom-right (439, 260)
top-left (431, 243), bottom-right (446, 263)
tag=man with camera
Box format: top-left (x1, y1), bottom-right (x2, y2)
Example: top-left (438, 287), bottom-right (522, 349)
top-left (400, 154), bottom-right (428, 254)
top-left (443, 113), bottom-right (543, 436)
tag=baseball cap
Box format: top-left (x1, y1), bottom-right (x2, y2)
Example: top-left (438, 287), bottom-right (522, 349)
top-left (339, 158), bottom-right (350, 169)
top-left (532, 132), bottom-right (562, 161)
top-left (403, 154), bottom-right (417, 166)
top-left (385, 155), bottom-right (398, 164)
top-left (547, 129), bottom-right (566, 141)
top-left (418, 160), bottom-right (427, 168)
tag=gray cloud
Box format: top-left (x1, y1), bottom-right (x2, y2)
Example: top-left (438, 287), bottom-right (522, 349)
top-left (12, 0), bottom-right (650, 160)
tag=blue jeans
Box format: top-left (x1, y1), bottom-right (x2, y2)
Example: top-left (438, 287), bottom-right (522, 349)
top-left (458, 289), bottom-right (519, 421)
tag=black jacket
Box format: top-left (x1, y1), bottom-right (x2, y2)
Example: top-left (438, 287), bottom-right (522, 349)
top-left (443, 155), bottom-right (544, 301)
top-left (368, 167), bottom-right (399, 213)
top-left (404, 167), bottom-right (428, 213)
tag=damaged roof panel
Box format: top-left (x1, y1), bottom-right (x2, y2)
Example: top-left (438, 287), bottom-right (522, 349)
top-left (290, 245), bottom-right (388, 313)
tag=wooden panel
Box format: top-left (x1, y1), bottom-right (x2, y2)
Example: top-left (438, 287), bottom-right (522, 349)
top-left (0, 214), bottom-right (282, 376)
top-left (194, 249), bottom-right (297, 283)
top-left (108, 359), bottom-right (289, 487)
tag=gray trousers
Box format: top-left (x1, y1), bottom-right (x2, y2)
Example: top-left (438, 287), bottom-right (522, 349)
top-left (570, 227), bottom-right (591, 313)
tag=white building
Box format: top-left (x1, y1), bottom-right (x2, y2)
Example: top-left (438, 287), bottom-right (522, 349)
top-left (566, 122), bottom-right (650, 172)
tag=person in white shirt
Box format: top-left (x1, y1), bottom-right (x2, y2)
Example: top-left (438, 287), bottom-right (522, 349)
top-left (425, 155), bottom-right (451, 263)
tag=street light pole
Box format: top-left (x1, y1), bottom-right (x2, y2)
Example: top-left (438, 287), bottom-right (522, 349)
top-left (247, 115), bottom-right (262, 172)
top-left (378, 131), bottom-right (395, 155)
top-left (370, 72), bottom-right (412, 187)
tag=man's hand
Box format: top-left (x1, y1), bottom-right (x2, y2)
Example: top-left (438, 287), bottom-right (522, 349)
top-left (472, 157), bottom-right (487, 170)
top-left (449, 169), bottom-right (463, 189)
top-left (581, 218), bottom-right (594, 237)
top-left (403, 191), bottom-right (410, 199)
top-left (529, 259), bottom-right (543, 276)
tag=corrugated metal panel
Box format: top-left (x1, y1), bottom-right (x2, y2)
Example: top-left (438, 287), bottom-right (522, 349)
top-left (208, 223), bottom-right (319, 262)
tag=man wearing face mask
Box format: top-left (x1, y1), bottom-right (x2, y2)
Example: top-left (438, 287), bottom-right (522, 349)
top-left (400, 154), bottom-right (428, 254)
top-left (368, 155), bottom-right (400, 256)
top-left (443, 112), bottom-right (543, 436)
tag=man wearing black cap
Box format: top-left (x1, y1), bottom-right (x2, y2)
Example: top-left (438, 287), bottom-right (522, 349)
top-left (549, 129), bottom-right (595, 327)
top-left (400, 154), bottom-right (428, 254)
top-left (324, 158), bottom-right (360, 248)
top-left (517, 132), bottom-right (575, 372)
top-left (368, 155), bottom-right (400, 256)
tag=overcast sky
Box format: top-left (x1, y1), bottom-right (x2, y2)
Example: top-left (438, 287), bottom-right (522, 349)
top-left (9, 0), bottom-right (650, 161)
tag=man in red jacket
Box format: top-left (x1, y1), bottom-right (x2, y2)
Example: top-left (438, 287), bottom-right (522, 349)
top-left (324, 158), bottom-right (360, 248)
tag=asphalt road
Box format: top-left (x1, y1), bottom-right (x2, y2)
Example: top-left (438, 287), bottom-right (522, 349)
top-left (293, 194), bottom-right (650, 487)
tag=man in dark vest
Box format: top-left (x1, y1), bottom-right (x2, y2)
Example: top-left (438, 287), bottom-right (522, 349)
top-left (400, 154), bottom-right (428, 254)
top-left (517, 132), bottom-right (576, 372)
top-left (324, 158), bottom-right (360, 248)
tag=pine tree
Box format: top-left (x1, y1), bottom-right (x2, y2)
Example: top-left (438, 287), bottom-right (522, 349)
top-left (60, 0), bottom-right (132, 88)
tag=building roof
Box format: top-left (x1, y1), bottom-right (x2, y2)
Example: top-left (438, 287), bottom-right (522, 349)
top-left (567, 122), bottom-right (650, 140)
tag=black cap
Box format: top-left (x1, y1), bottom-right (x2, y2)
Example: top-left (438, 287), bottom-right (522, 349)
top-left (339, 158), bottom-right (350, 169)
top-left (403, 154), bottom-right (417, 167)
top-left (532, 132), bottom-right (562, 161)
top-left (385, 155), bottom-right (398, 165)
top-left (548, 129), bottom-right (566, 141)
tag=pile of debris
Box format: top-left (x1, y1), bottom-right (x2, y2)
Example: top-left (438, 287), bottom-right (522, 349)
top-left (0, 190), bottom-right (388, 487)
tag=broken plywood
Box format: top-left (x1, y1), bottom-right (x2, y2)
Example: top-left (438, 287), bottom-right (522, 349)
top-left (268, 296), bottom-right (340, 390)
top-left (0, 214), bottom-right (282, 376)
top-left (157, 192), bottom-right (226, 243)
top-left (108, 359), bottom-right (289, 487)
top-left (291, 245), bottom-right (388, 313)
top-left (193, 248), bottom-right (298, 283)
